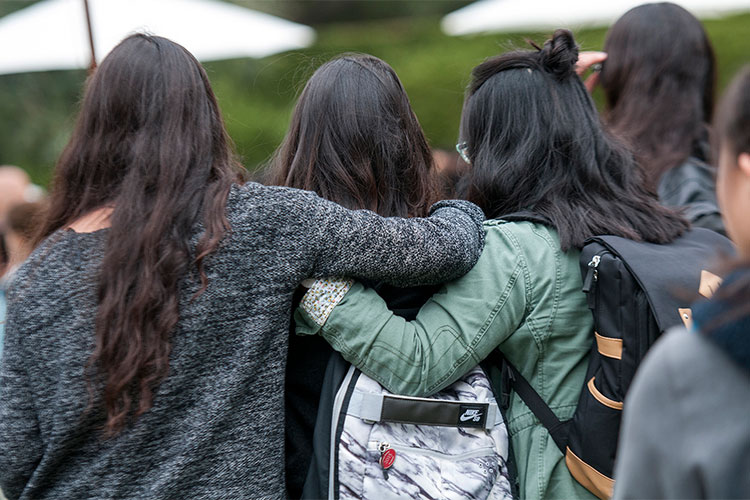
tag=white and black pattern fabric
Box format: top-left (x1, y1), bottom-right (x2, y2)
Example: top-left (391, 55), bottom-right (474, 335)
top-left (317, 365), bottom-right (512, 500)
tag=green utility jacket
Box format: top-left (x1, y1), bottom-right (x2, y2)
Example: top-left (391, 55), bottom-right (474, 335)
top-left (296, 220), bottom-right (597, 500)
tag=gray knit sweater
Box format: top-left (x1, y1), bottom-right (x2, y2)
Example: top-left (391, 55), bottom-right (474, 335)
top-left (0, 182), bottom-right (485, 500)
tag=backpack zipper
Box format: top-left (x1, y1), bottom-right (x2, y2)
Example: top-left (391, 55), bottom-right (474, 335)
top-left (369, 441), bottom-right (497, 461)
top-left (582, 251), bottom-right (610, 311)
top-left (582, 254), bottom-right (601, 293)
top-left (377, 442), bottom-right (396, 480)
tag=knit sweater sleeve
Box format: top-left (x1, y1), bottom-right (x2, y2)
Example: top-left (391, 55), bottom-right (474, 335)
top-left (239, 184), bottom-right (486, 287)
top-left (294, 222), bottom-right (527, 397)
top-left (304, 195), bottom-right (485, 286)
top-left (0, 286), bottom-right (44, 500)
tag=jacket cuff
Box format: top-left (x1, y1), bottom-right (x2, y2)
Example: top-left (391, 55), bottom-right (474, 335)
top-left (299, 278), bottom-right (354, 327)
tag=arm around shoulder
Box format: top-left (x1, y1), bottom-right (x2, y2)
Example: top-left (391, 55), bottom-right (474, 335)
top-left (304, 194), bottom-right (486, 286)
top-left (231, 183), bottom-right (484, 286)
top-left (296, 223), bottom-right (527, 396)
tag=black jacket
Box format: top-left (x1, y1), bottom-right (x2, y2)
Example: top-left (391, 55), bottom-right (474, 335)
top-left (657, 156), bottom-right (726, 236)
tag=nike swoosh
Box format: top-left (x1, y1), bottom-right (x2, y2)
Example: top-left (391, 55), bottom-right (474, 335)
top-left (460, 413), bottom-right (482, 422)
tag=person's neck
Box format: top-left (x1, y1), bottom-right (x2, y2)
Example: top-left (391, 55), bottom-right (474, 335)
top-left (67, 207), bottom-right (114, 233)
top-left (6, 245), bottom-right (31, 270)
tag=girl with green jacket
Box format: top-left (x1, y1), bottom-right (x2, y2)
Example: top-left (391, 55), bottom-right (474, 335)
top-left (295, 30), bottom-right (688, 500)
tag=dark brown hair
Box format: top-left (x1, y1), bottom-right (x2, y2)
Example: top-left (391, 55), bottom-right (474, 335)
top-left (715, 66), bottom-right (750, 158)
top-left (600, 2), bottom-right (716, 188)
top-left (704, 66), bottom-right (750, 328)
top-left (36, 34), bottom-right (244, 435)
top-left (459, 29), bottom-right (688, 250)
top-left (266, 54), bottom-right (437, 217)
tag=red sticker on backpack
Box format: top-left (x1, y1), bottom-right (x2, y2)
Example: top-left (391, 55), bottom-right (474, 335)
top-left (379, 448), bottom-right (396, 469)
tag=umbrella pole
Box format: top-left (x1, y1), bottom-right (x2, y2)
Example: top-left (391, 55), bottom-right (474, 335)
top-left (83, 0), bottom-right (96, 71)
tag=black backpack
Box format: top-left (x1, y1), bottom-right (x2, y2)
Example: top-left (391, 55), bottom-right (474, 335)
top-left (490, 221), bottom-right (734, 499)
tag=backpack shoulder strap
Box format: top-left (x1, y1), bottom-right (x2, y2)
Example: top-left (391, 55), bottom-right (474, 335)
top-left (486, 349), bottom-right (569, 454)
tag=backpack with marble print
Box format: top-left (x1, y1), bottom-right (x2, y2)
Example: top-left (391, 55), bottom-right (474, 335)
top-left (302, 353), bottom-right (514, 500)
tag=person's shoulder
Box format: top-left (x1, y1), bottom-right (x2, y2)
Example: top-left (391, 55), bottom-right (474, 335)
top-left (9, 231), bottom-right (91, 294)
top-left (224, 182), bottom-right (325, 226)
top-left (478, 219), bottom-right (563, 280)
top-left (484, 217), bottom-right (546, 233)
top-left (483, 218), bottom-right (561, 255)
top-left (648, 326), bottom-right (713, 368)
top-left (679, 155), bottom-right (714, 174)
top-left (631, 327), bottom-right (719, 399)
top-left (5, 231), bottom-right (97, 328)
top-left (640, 327), bottom-right (700, 371)
top-left (658, 156), bottom-right (717, 199)
top-left (664, 156), bottom-right (715, 180)
top-left (228, 181), bottom-right (318, 203)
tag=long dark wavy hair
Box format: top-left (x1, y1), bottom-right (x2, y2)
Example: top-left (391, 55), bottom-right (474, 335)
top-left (36, 34), bottom-right (245, 436)
top-left (459, 29), bottom-right (689, 251)
top-left (266, 53), bottom-right (437, 218)
top-left (600, 2), bottom-right (716, 188)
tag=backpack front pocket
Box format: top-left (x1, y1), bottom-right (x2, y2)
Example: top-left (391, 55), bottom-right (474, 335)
top-left (332, 367), bottom-right (513, 500)
top-left (357, 430), bottom-right (505, 500)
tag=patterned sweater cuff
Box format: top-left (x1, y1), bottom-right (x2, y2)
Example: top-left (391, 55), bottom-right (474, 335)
top-left (300, 278), bottom-right (354, 327)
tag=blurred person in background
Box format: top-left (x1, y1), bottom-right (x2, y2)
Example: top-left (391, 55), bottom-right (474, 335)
top-left (0, 166), bottom-right (29, 359)
top-left (264, 53), bottom-right (442, 497)
top-left (613, 65), bottom-right (750, 499)
top-left (294, 30), bottom-right (688, 500)
top-left (0, 202), bottom-right (45, 360)
top-left (594, 2), bottom-right (724, 234)
top-left (1, 203), bottom-right (44, 274)
top-left (0, 166), bottom-right (31, 221)
top-left (0, 166), bottom-right (32, 276)
top-left (0, 34), bottom-right (485, 500)
top-left (432, 148), bottom-right (468, 198)
top-left (0, 166), bottom-right (44, 226)
top-left (0, 166), bottom-right (43, 363)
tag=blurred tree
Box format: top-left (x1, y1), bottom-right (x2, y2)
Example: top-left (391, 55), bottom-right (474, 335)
top-left (0, 1), bottom-right (28, 16)
top-left (1, 0), bottom-right (474, 22)
top-left (0, 1), bottom-right (748, 186)
top-left (238, 0), bottom-right (473, 24)
top-left (0, 70), bottom-right (85, 184)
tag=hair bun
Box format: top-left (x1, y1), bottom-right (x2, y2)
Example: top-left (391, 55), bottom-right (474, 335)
top-left (538, 29), bottom-right (579, 80)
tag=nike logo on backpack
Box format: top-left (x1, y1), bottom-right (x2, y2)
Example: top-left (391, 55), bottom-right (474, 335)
top-left (459, 409), bottom-right (483, 422)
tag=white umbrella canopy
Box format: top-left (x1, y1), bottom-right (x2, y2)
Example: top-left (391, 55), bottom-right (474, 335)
top-left (0, 0), bottom-right (316, 75)
top-left (442, 0), bottom-right (750, 35)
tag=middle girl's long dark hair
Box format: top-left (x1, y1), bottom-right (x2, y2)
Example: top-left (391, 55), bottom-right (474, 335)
top-left (459, 29), bottom-right (689, 251)
top-left (266, 54), bottom-right (437, 218)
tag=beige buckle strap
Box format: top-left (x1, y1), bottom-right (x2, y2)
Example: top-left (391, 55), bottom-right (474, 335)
top-left (595, 332), bottom-right (622, 360)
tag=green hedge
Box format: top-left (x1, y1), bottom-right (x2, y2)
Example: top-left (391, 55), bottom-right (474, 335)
top-left (1, 13), bottom-right (749, 185)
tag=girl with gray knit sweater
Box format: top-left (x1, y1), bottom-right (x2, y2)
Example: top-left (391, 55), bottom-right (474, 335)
top-left (0, 35), bottom-right (484, 500)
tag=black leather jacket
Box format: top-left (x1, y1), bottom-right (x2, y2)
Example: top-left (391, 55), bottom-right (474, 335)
top-left (657, 156), bottom-right (726, 236)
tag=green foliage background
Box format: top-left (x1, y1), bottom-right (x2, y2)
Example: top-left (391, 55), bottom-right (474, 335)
top-left (0, 6), bottom-right (748, 186)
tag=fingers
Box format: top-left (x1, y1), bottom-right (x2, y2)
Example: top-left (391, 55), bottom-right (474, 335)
top-left (575, 51), bottom-right (608, 76)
